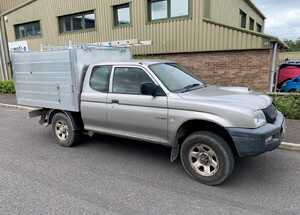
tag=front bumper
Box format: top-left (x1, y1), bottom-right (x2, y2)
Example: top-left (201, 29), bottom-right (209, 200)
top-left (227, 112), bottom-right (285, 157)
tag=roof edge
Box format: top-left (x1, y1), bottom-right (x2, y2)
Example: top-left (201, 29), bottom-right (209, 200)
top-left (244, 0), bottom-right (266, 19)
top-left (0, 0), bottom-right (37, 17)
top-left (203, 18), bottom-right (288, 49)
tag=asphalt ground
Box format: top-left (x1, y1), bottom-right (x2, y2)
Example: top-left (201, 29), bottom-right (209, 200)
top-left (0, 106), bottom-right (300, 215)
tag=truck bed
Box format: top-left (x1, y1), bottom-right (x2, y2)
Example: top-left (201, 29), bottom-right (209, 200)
top-left (12, 47), bottom-right (131, 112)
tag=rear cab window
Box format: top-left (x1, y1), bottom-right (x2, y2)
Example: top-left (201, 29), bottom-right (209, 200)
top-left (89, 65), bottom-right (112, 92)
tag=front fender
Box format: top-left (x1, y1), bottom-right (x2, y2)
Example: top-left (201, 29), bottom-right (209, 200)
top-left (168, 109), bottom-right (234, 146)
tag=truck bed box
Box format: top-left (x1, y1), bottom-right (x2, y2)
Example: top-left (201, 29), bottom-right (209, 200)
top-left (12, 47), bottom-right (131, 112)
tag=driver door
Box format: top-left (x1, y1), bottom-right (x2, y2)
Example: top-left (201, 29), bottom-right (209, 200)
top-left (107, 66), bottom-right (168, 144)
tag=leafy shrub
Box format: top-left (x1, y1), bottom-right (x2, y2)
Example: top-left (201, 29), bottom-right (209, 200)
top-left (0, 80), bottom-right (15, 94)
top-left (270, 93), bottom-right (300, 120)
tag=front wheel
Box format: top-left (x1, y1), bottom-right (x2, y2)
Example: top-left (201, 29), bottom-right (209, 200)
top-left (180, 131), bottom-right (235, 186)
top-left (52, 112), bottom-right (81, 147)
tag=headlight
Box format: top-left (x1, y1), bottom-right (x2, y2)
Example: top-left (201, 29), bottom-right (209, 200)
top-left (254, 110), bottom-right (266, 127)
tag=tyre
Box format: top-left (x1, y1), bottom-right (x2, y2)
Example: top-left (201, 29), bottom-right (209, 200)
top-left (180, 131), bottom-right (235, 186)
top-left (52, 112), bottom-right (81, 147)
top-left (288, 89), bottom-right (297, 93)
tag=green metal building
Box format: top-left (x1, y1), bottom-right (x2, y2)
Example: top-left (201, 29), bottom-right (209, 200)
top-left (0, 0), bottom-right (286, 91)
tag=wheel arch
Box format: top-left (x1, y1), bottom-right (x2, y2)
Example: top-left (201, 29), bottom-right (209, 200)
top-left (48, 109), bottom-right (83, 130)
top-left (170, 119), bottom-right (238, 162)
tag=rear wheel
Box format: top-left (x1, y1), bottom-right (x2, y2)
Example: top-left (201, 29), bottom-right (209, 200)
top-left (180, 131), bottom-right (235, 186)
top-left (289, 89), bottom-right (297, 93)
top-left (52, 113), bottom-right (81, 147)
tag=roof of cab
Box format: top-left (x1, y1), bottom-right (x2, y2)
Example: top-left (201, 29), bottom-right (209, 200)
top-left (91, 59), bottom-right (174, 67)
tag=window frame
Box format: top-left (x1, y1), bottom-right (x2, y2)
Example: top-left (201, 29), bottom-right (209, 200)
top-left (147, 0), bottom-right (191, 23)
top-left (113, 3), bottom-right (132, 27)
top-left (58, 10), bottom-right (96, 34)
top-left (249, 17), bottom-right (255, 31)
top-left (111, 66), bottom-right (159, 96)
top-left (239, 9), bottom-right (247, 29)
top-left (14, 20), bottom-right (42, 40)
top-left (89, 65), bottom-right (113, 93)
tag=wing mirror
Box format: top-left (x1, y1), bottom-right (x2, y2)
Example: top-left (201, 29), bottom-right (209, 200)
top-left (141, 82), bottom-right (165, 97)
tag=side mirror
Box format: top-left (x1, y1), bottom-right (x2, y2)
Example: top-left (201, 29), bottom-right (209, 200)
top-left (141, 82), bottom-right (164, 97)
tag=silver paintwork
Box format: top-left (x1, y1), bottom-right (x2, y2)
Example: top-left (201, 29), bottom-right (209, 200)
top-left (13, 51), bottom-right (273, 148)
top-left (81, 61), bottom-right (272, 147)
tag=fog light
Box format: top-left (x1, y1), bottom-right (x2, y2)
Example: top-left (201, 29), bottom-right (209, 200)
top-left (265, 136), bottom-right (273, 145)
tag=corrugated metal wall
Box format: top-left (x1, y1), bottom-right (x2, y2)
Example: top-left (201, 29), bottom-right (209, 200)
top-left (0, 0), bottom-right (27, 13)
top-left (4, 0), bottom-right (271, 55)
top-left (210, 0), bottom-right (264, 31)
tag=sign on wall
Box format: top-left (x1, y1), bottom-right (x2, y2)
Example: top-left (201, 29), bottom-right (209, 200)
top-left (8, 40), bottom-right (29, 52)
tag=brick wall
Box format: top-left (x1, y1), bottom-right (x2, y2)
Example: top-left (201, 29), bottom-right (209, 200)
top-left (153, 49), bottom-right (273, 91)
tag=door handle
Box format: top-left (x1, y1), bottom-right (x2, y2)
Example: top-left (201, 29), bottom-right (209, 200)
top-left (111, 99), bottom-right (119, 104)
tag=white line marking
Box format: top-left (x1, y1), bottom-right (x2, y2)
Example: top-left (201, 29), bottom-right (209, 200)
top-left (280, 142), bottom-right (300, 151)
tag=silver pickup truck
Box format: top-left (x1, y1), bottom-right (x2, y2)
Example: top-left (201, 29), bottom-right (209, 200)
top-left (12, 47), bottom-right (285, 185)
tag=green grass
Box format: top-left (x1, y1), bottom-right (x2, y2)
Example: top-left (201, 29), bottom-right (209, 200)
top-left (270, 93), bottom-right (300, 120)
top-left (0, 80), bottom-right (15, 94)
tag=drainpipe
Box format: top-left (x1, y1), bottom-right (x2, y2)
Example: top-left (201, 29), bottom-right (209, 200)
top-left (2, 16), bottom-right (12, 80)
top-left (0, 17), bottom-right (8, 80)
top-left (269, 42), bottom-right (278, 92)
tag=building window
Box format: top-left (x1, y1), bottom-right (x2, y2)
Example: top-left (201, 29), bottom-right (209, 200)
top-left (249, 17), bottom-right (254, 30)
top-left (240, 9), bottom-right (247, 28)
top-left (257, 23), bottom-right (262, 32)
top-left (148, 0), bottom-right (189, 21)
top-left (14, 21), bottom-right (41, 40)
top-left (113, 3), bottom-right (131, 26)
top-left (59, 10), bottom-right (95, 33)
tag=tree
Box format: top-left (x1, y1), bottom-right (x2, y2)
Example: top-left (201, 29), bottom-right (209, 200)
top-left (284, 39), bottom-right (300, 52)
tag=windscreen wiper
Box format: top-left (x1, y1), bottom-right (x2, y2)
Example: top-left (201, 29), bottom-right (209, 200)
top-left (180, 83), bottom-right (201, 92)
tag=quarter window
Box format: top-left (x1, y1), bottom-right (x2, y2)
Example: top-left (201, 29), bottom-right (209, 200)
top-left (148, 0), bottom-right (189, 21)
top-left (14, 21), bottom-right (41, 39)
top-left (90, 66), bottom-right (112, 93)
top-left (240, 9), bottom-right (247, 28)
top-left (59, 10), bottom-right (95, 33)
top-left (113, 3), bottom-right (131, 26)
top-left (113, 67), bottom-right (154, 95)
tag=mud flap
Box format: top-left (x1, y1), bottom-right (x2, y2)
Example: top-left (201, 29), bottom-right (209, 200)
top-left (170, 144), bottom-right (180, 162)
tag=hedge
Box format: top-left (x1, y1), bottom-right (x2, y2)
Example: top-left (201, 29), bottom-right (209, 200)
top-left (0, 80), bottom-right (15, 94)
top-left (270, 93), bottom-right (300, 120)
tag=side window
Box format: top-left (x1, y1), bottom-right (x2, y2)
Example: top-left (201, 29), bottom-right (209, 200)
top-left (113, 67), bottom-right (154, 95)
top-left (90, 66), bottom-right (112, 92)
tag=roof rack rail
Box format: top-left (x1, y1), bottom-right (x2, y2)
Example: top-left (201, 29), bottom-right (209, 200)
top-left (40, 40), bottom-right (152, 52)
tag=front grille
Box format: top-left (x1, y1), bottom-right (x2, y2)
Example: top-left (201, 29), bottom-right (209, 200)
top-left (263, 105), bottom-right (277, 124)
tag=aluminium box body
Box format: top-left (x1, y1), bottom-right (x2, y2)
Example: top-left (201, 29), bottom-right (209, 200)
top-left (12, 48), bottom-right (132, 112)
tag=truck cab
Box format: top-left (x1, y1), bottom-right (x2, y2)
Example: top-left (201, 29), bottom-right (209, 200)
top-left (12, 48), bottom-right (285, 186)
